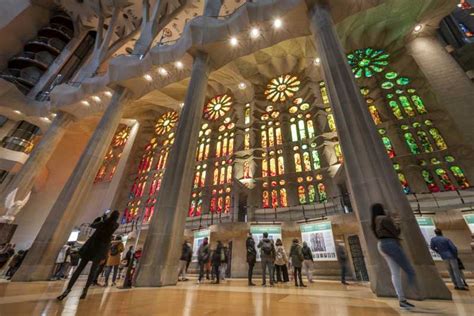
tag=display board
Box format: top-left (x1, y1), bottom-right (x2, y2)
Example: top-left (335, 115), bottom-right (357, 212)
top-left (250, 225), bottom-right (282, 262)
top-left (463, 214), bottom-right (474, 235)
top-left (300, 221), bottom-right (337, 261)
top-left (192, 229), bottom-right (211, 262)
top-left (416, 217), bottom-right (441, 261)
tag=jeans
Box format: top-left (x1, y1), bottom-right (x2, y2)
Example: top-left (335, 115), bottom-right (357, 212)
top-left (220, 263), bottom-right (227, 280)
top-left (248, 262), bottom-right (255, 284)
top-left (104, 265), bottom-right (119, 284)
top-left (303, 260), bottom-right (313, 282)
top-left (445, 258), bottom-right (464, 288)
top-left (275, 264), bottom-right (289, 282)
top-left (261, 258), bottom-right (274, 285)
top-left (377, 239), bottom-right (416, 301)
top-left (178, 260), bottom-right (188, 280)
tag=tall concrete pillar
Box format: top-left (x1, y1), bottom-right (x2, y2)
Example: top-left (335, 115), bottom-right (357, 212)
top-left (134, 51), bottom-right (212, 287)
top-left (0, 112), bottom-right (74, 221)
top-left (310, 5), bottom-right (451, 299)
top-left (12, 87), bottom-right (130, 281)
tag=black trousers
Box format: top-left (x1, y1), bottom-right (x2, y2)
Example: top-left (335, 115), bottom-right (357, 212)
top-left (66, 258), bottom-right (101, 291)
top-left (293, 267), bottom-right (304, 286)
top-left (248, 262), bottom-right (255, 284)
top-left (275, 264), bottom-right (289, 282)
top-left (212, 264), bottom-right (220, 283)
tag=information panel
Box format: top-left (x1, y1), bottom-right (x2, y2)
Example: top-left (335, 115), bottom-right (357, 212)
top-left (416, 217), bottom-right (441, 261)
top-left (463, 214), bottom-right (474, 235)
top-left (300, 221), bottom-right (337, 261)
top-left (250, 225), bottom-right (282, 262)
top-left (192, 229), bottom-right (211, 263)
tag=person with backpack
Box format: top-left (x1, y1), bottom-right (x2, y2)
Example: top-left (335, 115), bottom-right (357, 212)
top-left (246, 233), bottom-right (257, 286)
top-left (257, 232), bottom-right (276, 287)
top-left (289, 239), bottom-right (305, 287)
top-left (178, 241), bottom-right (192, 281)
top-left (211, 241), bottom-right (224, 284)
top-left (302, 241), bottom-right (314, 283)
top-left (197, 237), bottom-right (210, 284)
top-left (104, 235), bottom-right (124, 286)
top-left (274, 238), bottom-right (289, 283)
top-left (220, 244), bottom-right (229, 281)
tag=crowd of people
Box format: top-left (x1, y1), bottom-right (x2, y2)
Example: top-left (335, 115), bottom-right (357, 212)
top-left (0, 243), bottom-right (30, 280)
top-left (195, 238), bottom-right (230, 284)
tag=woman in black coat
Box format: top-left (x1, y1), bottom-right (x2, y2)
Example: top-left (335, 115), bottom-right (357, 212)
top-left (57, 210), bottom-right (120, 300)
top-left (211, 241), bottom-right (223, 284)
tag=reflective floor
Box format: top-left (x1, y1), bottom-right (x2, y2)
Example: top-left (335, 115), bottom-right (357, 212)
top-left (0, 277), bottom-right (472, 316)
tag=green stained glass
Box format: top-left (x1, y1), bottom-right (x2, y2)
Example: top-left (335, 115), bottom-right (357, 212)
top-left (412, 122), bottom-right (421, 128)
top-left (422, 170), bottom-right (439, 192)
top-left (404, 132), bottom-right (420, 154)
top-left (387, 94), bottom-right (394, 99)
top-left (308, 185), bottom-right (316, 203)
top-left (393, 163), bottom-right (401, 171)
top-left (407, 88), bottom-right (416, 93)
top-left (424, 120), bottom-right (433, 126)
top-left (411, 95), bottom-right (427, 114)
top-left (389, 100), bottom-right (404, 119)
top-left (382, 81), bottom-right (394, 89)
top-left (396, 77), bottom-right (410, 85)
top-left (450, 166), bottom-right (470, 188)
top-left (312, 150), bottom-right (321, 170)
top-left (365, 67), bottom-right (374, 78)
top-left (382, 136), bottom-right (396, 158)
top-left (385, 72), bottom-right (398, 79)
top-left (360, 87), bottom-right (370, 96)
top-left (430, 158), bottom-right (441, 165)
top-left (318, 183), bottom-right (327, 203)
top-left (354, 68), bottom-right (363, 79)
top-left (401, 125), bottom-right (409, 130)
top-left (417, 131), bottom-right (434, 153)
top-left (399, 96), bottom-right (415, 116)
top-left (395, 89), bottom-right (404, 94)
top-left (347, 48), bottom-right (390, 79)
top-left (444, 155), bottom-right (455, 163)
top-left (429, 128), bottom-right (448, 150)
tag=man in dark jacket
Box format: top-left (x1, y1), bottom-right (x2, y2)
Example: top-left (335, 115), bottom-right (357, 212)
top-left (178, 241), bottom-right (192, 281)
top-left (257, 232), bottom-right (275, 287)
top-left (197, 237), bottom-right (210, 284)
top-left (57, 210), bottom-right (120, 301)
top-left (246, 233), bottom-right (257, 286)
top-left (336, 243), bottom-right (349, 285)
top-left (301, 242), bottom-right (314, 283)
top-left (430, 229), bottom-right (468, 290)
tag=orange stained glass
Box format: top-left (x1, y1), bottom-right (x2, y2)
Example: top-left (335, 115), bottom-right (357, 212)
top-left (226, 165), bottom-right (233, 183)
top-left (303, 152), bottom-right (311, 171)
top-left (276, 127), bottom-right (283, 145)
top-left (294, 153), bottom-right (302, 172)
top-left (278, 156), bottom-right (285, 175)
top-left (243, 161), bottom-right (251, 178)
top-left (280, 188), bottom-right (288, 207)
top-left (244, 133), bottom-right (250, 150)
top-left (228, 138), bottom-right (234, 155)
top-left (268, 127), bottom-right (275, 147)
top-left (213, 167), bottom-right (219, 185)
top-left (262, 158), bottom-right (268, 177)
top-left (219, 166), bottom-right (226, 184)
top-left (225, 195), bottom-right (231, 213)
top-left (264, 74), bottom-right (301, 102)
top-left (262, 191), bottom-right (270, 208)
top-left (261, 130), bottom-right (267, 148)
top-left (269, 157), bottom-right (277, 176)
top-left (271, 190), bottom-right (279, 207)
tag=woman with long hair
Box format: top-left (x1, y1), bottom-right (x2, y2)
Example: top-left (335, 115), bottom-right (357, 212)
top-left (371, 203), bottom-right (418, 309)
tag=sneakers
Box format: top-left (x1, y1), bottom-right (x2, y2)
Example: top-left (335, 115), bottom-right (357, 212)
top-left (399, 300), bottom-right (415, 309)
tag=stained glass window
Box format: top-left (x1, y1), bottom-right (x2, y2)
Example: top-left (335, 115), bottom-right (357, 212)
top-left (393, 163), bottom-right (410, 194)
top-left (388, 100), bottom-right (404, 120)
top-left (263, 180), bottom-right (288, 208)
top-left (449, 166), bottom-right (469, 189)
top-left (416, 130), bottom-right (433, 153)
top-left (347, 48), bottom-right (389, 79)
top-left (428, 127), bottom-right (447, 150)
top-left (155, 111), bottom-right (179, 135)
top-left (264, 74), bottom-right (300, 102)
top-left (325, 108), bottom-right (336, 132)
top-left (422, 170), bottom-right (440, 192)
top-left (403, 132), bottom-right (420, 155)
top-left (334, 143), bottom-right (343, 163)
top-left (203, 94), bottom-right (232, 121)
top-left (378, 129), bottom-right (395, 158)
top-left (435, 168), bottom-right (455, 191)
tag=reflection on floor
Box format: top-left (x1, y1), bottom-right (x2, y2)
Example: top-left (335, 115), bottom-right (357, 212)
top-left (0, 277), bottom-right (472, 315)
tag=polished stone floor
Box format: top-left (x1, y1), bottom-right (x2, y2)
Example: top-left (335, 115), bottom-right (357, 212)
top-left (0, 277), bottom-right (472, 316)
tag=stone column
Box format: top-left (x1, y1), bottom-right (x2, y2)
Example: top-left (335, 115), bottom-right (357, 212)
top-left (310, 5), bottom-right (451, 299)
top-left (134, 51), bottom-right (212, 287)
top-left (12, 87), bottom-right (130, 281)
top-left (0, 111), bottom-right (74, 221)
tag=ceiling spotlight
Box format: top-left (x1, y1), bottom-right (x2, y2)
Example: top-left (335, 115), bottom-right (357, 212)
top-left (179, 102), bottom-right (185, 108)
top-left (92, 95), bottom-right (101, 102)
top-left (230, 37), bottom-right (238, 46)
top-left (13, 110), bottom-right (22, 115)
top-left (250, 28), bottom-right (260, 39)
top-left (51, 113), bottom-right (57, 117)
top-left (238, 82), bottom-right (247, 90)
top-left (104, 91), bottom-right (112, 97)
top-left (273, 18), bottom-right (282, 29)
top-left (81, 100), bottom-right (90, 106)
top-left (41, 117), bottom-right (50, 122)
top-left (414, 24), bottom-right (423, 33)
top-left (314, 57), bottom-right (321, 65)
top-left (175, 61), bottom-right (183, 69)
top-left (158, 67), bottom-right (168, 76)
top-left (144, 74), bottom-right (153, 81)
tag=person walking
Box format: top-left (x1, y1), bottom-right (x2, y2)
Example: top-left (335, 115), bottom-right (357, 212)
top-left (104, 236), bottom-right (124, 286)
top-left (211, 241), bottom-right (224, 284)
top-left (57, 210), bottom-right (120, 300)
top-left (336, 242), bottom-right (349, 285)
top-left (372, 203), bottom-right (419, 309)
top-left (301, 241), bottom-right (314, 284)
top-left (257, 232), bottom-right (276, 287)
top-left (289, 239), bottom-right (305, 287)
top-left (197, 237), bottom-right (210, 284)
top-left (246, 233), bottom-right (257, 286)
top-left (178, 241), bottom-right (192, 281)
top-left (274, 238), bottom-right (289, 283)
top-left (430, 229), bottom-right (468, 291)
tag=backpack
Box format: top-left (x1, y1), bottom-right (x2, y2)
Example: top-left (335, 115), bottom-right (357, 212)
top-left (110, 243), bottom-right (119, 256)
top-left (275, 247), bottom-right (284, 261)
top-left (262, 240), bottom-right (272, 256)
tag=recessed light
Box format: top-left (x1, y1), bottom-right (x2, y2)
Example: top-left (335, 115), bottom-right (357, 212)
top-left (51, 113), bottom-right (57, 117)
top-left (250, 28), bottom-right (260, 38)
top-left (273, 18), bottom-right (282, 29)
top-left (179, 102), bottom-right (185, 108)
top-left (175, 61), bottom-right (183, 69)
top-left (414, 24), bottom-right (423, 33)
top-left (41, 117), bottom-right (50, 122)
top-left (92, 96), bottom-right (101, 102)
top-left (81, 100), bottom-right (90, 106)
top-left (314, 57), bottom-right (321, 65)
top-left (144, 74), bottom-right (153, 81)
top-left (238, 82), bottom-right (247, 90)
top-left (104, 91), bottom-right (112, 97)
top-left (230, 37), bottom-right (238, 46)
top-left (13, 110), bottom-right (22, 115)
top-left (158, 67), bottom-right (168, 76)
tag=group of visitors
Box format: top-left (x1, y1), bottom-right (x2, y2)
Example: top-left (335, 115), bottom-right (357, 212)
top-left (0, 243), bottom-right (29, 280)
top-left (51, 242), bottom-right (80, 280)
top-left (196, 238), bottom-right (230, 284)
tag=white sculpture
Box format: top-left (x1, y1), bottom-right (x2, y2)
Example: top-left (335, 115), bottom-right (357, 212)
top-left (0, 188), bottom-right (31, 223)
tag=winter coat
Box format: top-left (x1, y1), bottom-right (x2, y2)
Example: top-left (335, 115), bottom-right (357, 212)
top-left (197, 243), bottom-right (210, 264)
top-left (246, 237), bottom-right (257, 264)
top-left (79, 215), bottom-right (119, 262)
top-left (289, 243), bottom-right (304, 268)
top-left (274, 245), bottom-right (288, 266)
top-left (302, 245), bottom-right (313, 261)
top-left (180, 243), bottom-right (193, 262)
top-left (106, 241), bottom-right (124, 266)
top-left (211, 244), bottom-right (223, 266)
top-left (258, 238), bottom-right (276, 261)
top-left (430, 236), bottom-right (458, 260)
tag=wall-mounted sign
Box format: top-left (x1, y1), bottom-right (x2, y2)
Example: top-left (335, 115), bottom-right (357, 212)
top-left (250, 225), bottom-right (282, 262)
top-left (416, 217), bottom-right (441, 261)
top-left (300, 221), bottom-right (337, 261)
top-left (192, 229), bottom-right (211, 262)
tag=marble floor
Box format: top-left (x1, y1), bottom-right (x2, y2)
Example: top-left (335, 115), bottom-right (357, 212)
top-left (0, 277), bottom-right (472, 316)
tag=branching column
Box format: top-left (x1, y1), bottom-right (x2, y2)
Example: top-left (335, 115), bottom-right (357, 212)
top-left (310, 5), bottom-right (451, 299)
top-left (12, 87), bottom-right (130, 281)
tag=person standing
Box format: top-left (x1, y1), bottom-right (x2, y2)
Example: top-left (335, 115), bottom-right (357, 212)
top-left (336, 242), bottom-right (349, 285)
top-left (258, 232), bottom-right (275, 287)
top-left (430, 229), bottom-right (468, 291)
top-left (372, 203), bottom-right (419, 309)
top-left (104, 236), bottom-right (124, 286)
top-left (211, 241), bottom-right (224, 284)
top-left (0, 244), bottom-right (15, 272)
top-left (178, 241), bottom-right (192, 281)
top-left (301, 241), bottom-right (314, 283)
top-left (53, 243), bottom-right (71, 280)
top-left (246, 233), bottom-right (257, 286)
top-left (220, 244), bottom-right (229, 281)
top-left (57, 210), bottom-right (120, 300)
top-left (289, 239), bottom-right (305, 287)
top-left (5, 249), bottom-right (28, 280)
top-left (197, 237), bottom-right (210, 284)
top-left (274, 238), bottom-right (289, 283)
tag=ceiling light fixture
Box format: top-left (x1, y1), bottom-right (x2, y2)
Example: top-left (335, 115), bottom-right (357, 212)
top-left (13, 110), bottom-right (22, 115)
top-left (92, 96), bottom-right (101, 102)
top-left (273, 18), bottom-right (282, 29)
top-left (414, 24), bottom-right (423, 33)
top-left (144, 74), bottom-right (153, 81)
top-left (41, 117), bottom-right (50, 122)
top-left (104, 91), bottom-right (112, 97)
top-left (238, 82), bottom-right (247, 90)
top-left (230, 37), bottom-right (238, 46)
top-left (51, 113), bottom-right (57, 117)
top-left (314, 57), bottom-right (321, 65)
top-left (175, 61), bottom-right (183, 69)
top-left (158, 67), bottom-right (168, 76)
top-left (250, 28), bottom-right (260, 38)
top-left (179, 102), bottom-right (185, 108)
top-left (81, 100), bottom-right (90, 106)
